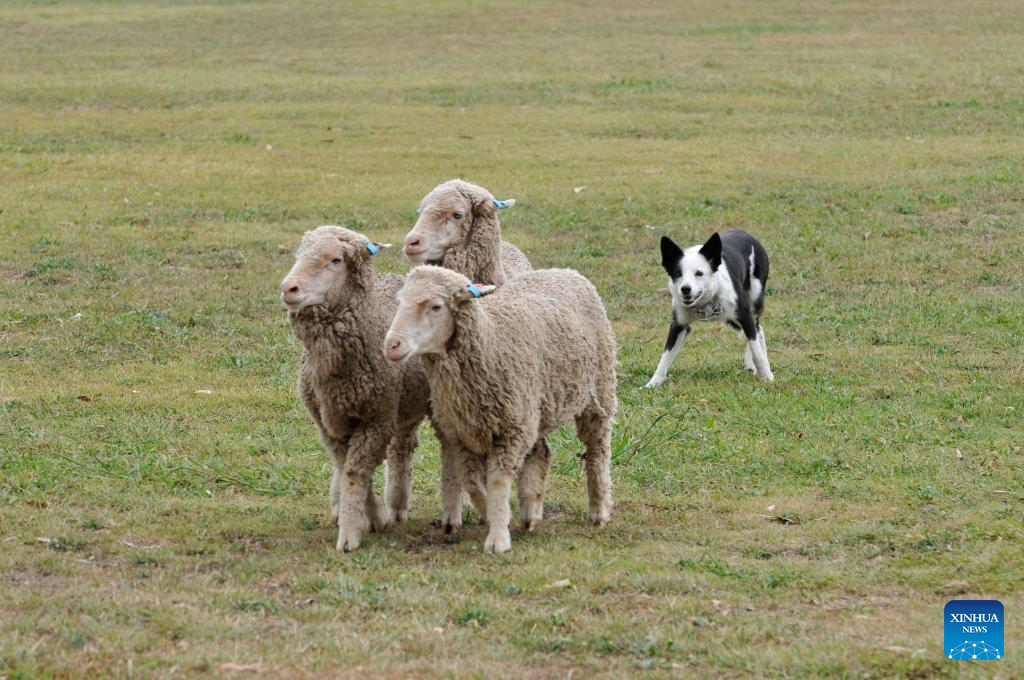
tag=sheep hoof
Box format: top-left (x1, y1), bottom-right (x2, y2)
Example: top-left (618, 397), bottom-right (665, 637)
top-left (443, 508), bottom-right (463, 533)
top-left (484, 529), bottom-right (512, 554)
top-left (336, 527), bottom-right (362, 553)
top-left (389, 508), bottom-right (408, 525)
top-left (522, 518), bottom-right (539, 532)
top-left (588, 510), bottom-right (611, 527)
top-left (365, 503), bottom-right (388, 533)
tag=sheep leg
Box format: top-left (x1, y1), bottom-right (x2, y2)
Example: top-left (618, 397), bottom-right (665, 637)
top-left (304, 385), bottom-right (350, 526)
top-left (336, 426), bottom-right (389, 553)
top-left (576, 408), bottom-right (613, 527)
top-left (483, 458), bottom-right (516, 554)
top-left (321, 432), bottom-right (351, 526)
top-left (518, 438), bottom-right (551, 531)
top-left (440, 448), bottom-right (464, 534)
top-left (329, 462), bottom-right (342, 526)
top-left (433, 422), bottom-right (467, 533)
top-left (457, 453), bottom-right (489, 523)
top-left (385, 431), bottom-right (416, 525)
top-left (364, 484), bottom-right (388, 533)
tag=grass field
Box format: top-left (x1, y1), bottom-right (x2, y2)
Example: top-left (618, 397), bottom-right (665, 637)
top-left (2, 0), bottom-right (1023, 677)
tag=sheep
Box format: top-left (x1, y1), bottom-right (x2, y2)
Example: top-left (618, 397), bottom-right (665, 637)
top-left (404, 179), bottom-right (552, 532)
top-left (280, 225), bottom-right (460, 552)
top-left (383, 265), bottom-right (617, 554)
top-left (402, 179), bottom-right (532, 286)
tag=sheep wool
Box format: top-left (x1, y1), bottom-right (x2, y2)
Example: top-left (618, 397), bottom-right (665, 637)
top-left (407, 179), bottom-right (549, 532)
top-left (283, 226), bottom-right (432, 552)
top-left (410, 179), bottom-right (533, 286)
top-left (385, 265), bottom-right (617, 553)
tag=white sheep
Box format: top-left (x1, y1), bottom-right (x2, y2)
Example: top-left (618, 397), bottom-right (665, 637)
top-left (280, 226), bottom-right (460, 552)
top-left (383, 265), bottom-right (617, 554)
top-left (404, 179), bottom-right (550, 534)
top-left (402, 179), bottom-right (532, 286)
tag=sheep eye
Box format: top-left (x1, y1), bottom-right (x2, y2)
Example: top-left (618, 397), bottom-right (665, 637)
top-left (331, 257), bottom-right (343, 264)
top-left (452, 212), bottom-right (463, 220)
top-left (695, 271), bottom-right (704, 278)
top-left (431, 304), bottom-right (443, 312)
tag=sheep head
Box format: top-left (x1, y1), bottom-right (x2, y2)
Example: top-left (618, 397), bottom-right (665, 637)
top-left (403, 179), bottom-right (499, 265)
top-left (383, 265), bottom-right (495, 362)
top-left (279, 225), bottom-right (389, 311)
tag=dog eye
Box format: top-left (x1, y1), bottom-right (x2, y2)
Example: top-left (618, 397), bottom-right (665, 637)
top-left (451, 212), bottom-right (463, 220)
top-left (695, 271), bottom-right (704, 278)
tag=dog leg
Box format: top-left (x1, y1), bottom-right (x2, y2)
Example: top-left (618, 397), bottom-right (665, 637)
top-left (744, 343), bottom-right (755, 373)
top-left (747, 325), bottom-right (773, 382)
top-left (645, 320), bottom-right (689, 388)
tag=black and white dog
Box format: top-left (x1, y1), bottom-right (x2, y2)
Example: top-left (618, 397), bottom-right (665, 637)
top-left (645, 231), bottom-right (773, 387)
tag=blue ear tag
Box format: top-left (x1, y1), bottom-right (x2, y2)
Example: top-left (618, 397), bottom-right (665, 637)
top-left (366, 242), bottom-right (381, 256)
top-left (466, 284), bottom-right (482, 298)
top-left (492, 198), bottom-right (513, 210)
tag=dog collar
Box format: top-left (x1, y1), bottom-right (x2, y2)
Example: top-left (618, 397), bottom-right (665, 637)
top-left (366, 243), bottom-right (381, 256)
top-left (692, 300), bottom-right (724, 321)
top-left (466, 284), bottom-right (483, 298)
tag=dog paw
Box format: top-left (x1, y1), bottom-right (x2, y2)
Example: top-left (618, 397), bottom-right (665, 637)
top-left (643, 376), bottom-right (665, 389)
top-left (758, 370), bottom-right (774, 382)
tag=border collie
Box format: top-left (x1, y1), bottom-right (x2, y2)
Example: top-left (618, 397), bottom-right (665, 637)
top-left (645, 231), bottom-right (773, 386)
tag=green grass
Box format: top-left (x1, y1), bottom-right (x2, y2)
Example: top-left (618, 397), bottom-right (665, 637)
top-left (1, 0), bottom-right (1022, 677)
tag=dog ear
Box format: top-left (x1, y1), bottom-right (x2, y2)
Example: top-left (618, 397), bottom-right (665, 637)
top-left (699, 232), bottom-right (723, 271)
top-left (660, 236), bottom-right (683, 276)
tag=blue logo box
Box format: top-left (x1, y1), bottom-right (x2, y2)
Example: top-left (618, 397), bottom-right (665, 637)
top-left (945, 600), bottom-right (1004, 661)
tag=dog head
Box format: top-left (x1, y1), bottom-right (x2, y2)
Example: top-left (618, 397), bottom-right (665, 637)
top-left (660, 232), bottom-right (723, 307)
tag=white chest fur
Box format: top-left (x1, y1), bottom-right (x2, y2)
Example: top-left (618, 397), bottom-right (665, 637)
top-left (672, 262), bottom-right (737, 324)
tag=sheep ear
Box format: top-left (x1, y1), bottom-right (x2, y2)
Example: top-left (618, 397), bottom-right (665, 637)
top-left (471, 194), bottom-right (497, 218)
top-left (473, 283), bottom-right (497, 296)
top-left (454, 283), bottom-right (494, 305)
top-left (698, 232), bottom-right (722, 271)
top-left (362, 242), bottom-right (392, 258)
top-left (452, 180), bottom-right (499, 218)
